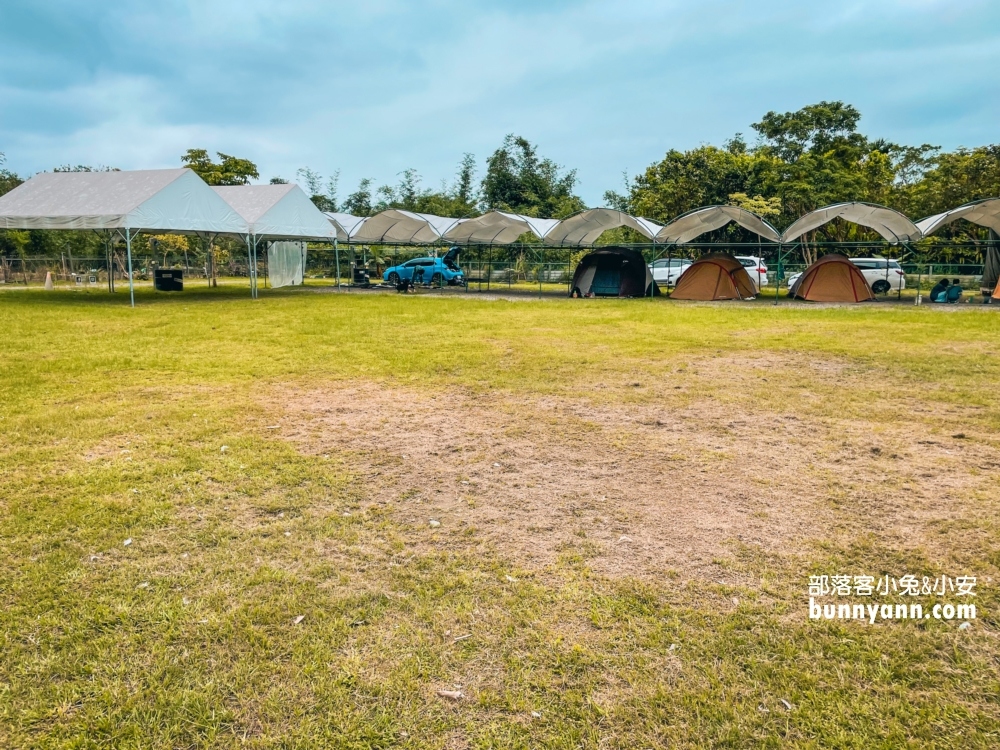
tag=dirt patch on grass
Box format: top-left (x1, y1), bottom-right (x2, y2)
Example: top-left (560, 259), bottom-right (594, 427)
top-left (271, 353), bottom-right (999, 580)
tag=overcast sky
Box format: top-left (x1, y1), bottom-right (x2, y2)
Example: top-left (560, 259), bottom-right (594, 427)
top-left (2, 0), bottom-right (998, 205)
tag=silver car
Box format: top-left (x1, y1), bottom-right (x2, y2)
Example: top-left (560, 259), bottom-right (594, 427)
top-left (648, 258), bottom-right (692, 286)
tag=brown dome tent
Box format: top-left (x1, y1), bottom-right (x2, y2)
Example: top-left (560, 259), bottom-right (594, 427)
top-left (670, 253), bottom-right (756, 300)
top-left (790, 254), bottom-right (875, 302)
top-left (569, 247), bottom-right (660, 297)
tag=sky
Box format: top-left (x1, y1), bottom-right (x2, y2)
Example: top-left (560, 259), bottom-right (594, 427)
top-left (1, 0), bottom-right (999, 206)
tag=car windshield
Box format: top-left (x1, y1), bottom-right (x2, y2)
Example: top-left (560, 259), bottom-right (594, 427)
top-left (738, 259), bottom-right (756, 267)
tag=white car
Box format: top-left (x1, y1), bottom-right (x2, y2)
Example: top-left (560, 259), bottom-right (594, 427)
top-left (851, 258), bottom-right (906, 294)
top-left (786, 257), bottom-right (906, 294)
top-left (734, 256), bottom-right (768, 291)
top-left (648, 257), bottom-right (692, 285)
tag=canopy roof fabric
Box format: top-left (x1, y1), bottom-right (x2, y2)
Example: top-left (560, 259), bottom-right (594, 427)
top-left (324, 212), bottom-right (367, 241)
top-left (213, 184), bottom-right (337, 241)
top-left (656, 205), bottom-right (780, 244)
top-left (915, 198), bottom-right (1000, 237)
top-left (350, 209), bottom-right (463, 244)
top-left (441, 211), bottom-right (559, 245)
top-left (781, 202), bottom-right (919, 244)
top-left (542, 209), bottom-right (662, 247)
top-left (0, 168), bottom-right (245, 234)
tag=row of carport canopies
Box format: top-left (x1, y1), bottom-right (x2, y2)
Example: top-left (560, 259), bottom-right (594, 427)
top-left (3, 168), bottom-right (998, 251)
top-left (327, 199), bottom-right (1000, 246)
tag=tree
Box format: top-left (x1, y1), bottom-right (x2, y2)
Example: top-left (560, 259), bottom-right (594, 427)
top-left (628, 145), bottom-right (778, 223)
top-left (751, 101), bottom-right (865, 163)
top-left (365, 157), bottom-right (484, 218)
top-left (454, 153), bottom-right (477, 207)
top-left (342, 178), bottom-right (374, 216)
top-left (728, 192), bottom-right (782, 218)
top-left (53, 164), bottom-right (118, 173)
top-left (0, 152), bottom-right (22, 198)
top-left (480, 135), bottom-right (585, 218)
top-left (296, 167), bottom-right (339, 212)
top-left (181, 149), bottom-right (259, 185)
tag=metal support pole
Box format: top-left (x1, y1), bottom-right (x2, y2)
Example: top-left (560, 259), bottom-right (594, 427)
top-left (666, 243), bottom-right (673, 297)
top-left (334, 239), bottom-right (341, 290)
top-left (105, 233), bottom-right (113, 293)
top-left (650, 242), bottom-right (656, 297)
top-left (897, 242), bottom-right (908, 301)
top-left (537, 247), bottom-right (542, 298)
top-left (773, 244), bottom-right (784, 306)
top-left (246, 235), bottom-right (255, 299)
top-left (125, 228), bottom-right (135, 308)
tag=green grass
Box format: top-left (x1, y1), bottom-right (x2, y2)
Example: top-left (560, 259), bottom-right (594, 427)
top-left (1, 284), bottom-right (999, 748)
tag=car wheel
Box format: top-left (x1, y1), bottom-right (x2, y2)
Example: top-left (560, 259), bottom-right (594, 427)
top-left (387, 272), bottom-right (400, 285)
top-left (431, 273), bottom-right (443, 286)
top-left (872, 279), bottom-right (891, 294)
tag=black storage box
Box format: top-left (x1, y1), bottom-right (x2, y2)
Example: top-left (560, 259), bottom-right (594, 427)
top-left (352, 267), bottom-right (371, 287)
top-left (154, 269), bottom-right (184, 292)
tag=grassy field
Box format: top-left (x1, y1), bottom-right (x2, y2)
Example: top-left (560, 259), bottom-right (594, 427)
top-left (1, 284), bottom-right (998, 749)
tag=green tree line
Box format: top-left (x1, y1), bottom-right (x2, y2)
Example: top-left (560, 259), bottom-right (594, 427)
top-left (606, 102), bottom-right (999, 262)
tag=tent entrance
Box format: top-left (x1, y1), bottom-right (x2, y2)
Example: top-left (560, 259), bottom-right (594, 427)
top-left (590, 256), bottom-right (623, 296)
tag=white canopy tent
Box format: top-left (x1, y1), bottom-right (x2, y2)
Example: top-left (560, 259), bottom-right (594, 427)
top-left (781, 202), bottom-right (920, 244)
top-left (542, 208), bottom-right (662, 247)
top-left (213, 184), bottom-right (337, 241)
top-left (441, 210), bottom-right (559, 245)
top-left (214, 184), bottom-right (338, 297)
top-left (350, 209), bottom-right (463, 244)
top-left (915, 198), bottom-right (1000, 237)
top-left (0, 168), bottom-right (246, 306)
top-left (656, 205), bottom-right (781, 244)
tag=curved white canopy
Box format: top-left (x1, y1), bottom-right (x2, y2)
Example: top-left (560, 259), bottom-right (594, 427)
top-left (656, 205), bottom-right (780, 244)
top-left (350, 209), bottom-right (463, 244)
top-left (324, 212), bottom-right (367, 241)
top-left (441, 211), bottom-right (559, 244)
top-left (0, 168), bottom-right (246, 234)
top-left (915, 198), bottom-right (1000, 237)
top-left (213, 184), bottom-right (338, 240)
top-left (543, 208), bottom-right (663, 247)
top-left (781, 202), bottom-right (919, 244)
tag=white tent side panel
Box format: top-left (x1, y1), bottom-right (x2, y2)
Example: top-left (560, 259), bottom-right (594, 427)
top-left (267, 241), bottom-right (306, 288)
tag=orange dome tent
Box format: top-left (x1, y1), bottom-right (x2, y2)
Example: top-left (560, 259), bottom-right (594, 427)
top-left (789, 254), bottom-right (875, 302)
top-left (670, 253), bottom-right (757, 300)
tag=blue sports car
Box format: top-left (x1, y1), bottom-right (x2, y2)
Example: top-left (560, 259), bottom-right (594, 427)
top-left (383, 248), bottom-right (464, 286)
